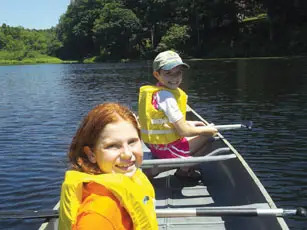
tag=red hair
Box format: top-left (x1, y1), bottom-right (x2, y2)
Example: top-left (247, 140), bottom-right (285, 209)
top-left (68, 103), bottom-right (140, 174)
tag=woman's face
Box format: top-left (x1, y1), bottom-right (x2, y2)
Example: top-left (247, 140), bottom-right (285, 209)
top-left (88, 119), bottom-right (143, 177)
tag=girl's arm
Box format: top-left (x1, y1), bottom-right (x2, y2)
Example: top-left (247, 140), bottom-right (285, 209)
top-left (156, 91), bottom-right (217, 137)
top-left (172, 118), bottom-right (217, 137)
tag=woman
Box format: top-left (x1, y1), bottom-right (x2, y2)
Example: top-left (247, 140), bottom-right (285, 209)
top-left (59, 103), bottom-right (158, 230)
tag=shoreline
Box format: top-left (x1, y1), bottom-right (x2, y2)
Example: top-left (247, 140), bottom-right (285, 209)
top-left (0, 59), bottom-right (77, 65)
top-left (1, 55), bottom-right (306, 66)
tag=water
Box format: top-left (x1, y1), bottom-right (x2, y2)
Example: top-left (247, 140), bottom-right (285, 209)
top-left (0, 58), bottom-right (306, 229)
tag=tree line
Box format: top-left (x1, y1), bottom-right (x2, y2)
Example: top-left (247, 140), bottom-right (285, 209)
top-left (0, 24), bottom-right (61, 62)
top-left (1, 0), bottom-right (307, 62)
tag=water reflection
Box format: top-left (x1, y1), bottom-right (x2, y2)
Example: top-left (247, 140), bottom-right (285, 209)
top-left (235, 58), bottom-right (306, 101)
top-left (60, 62), bottom-right (152, 112)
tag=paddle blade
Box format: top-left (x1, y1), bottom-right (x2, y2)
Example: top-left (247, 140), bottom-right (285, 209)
top-left (242, 121), bottom-right (253, 130)
top-left (296, 207), bottom-right (307, 217)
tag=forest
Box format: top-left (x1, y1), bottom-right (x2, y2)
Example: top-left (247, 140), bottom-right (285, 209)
top-left (1, 0), bottom-right (307, 63)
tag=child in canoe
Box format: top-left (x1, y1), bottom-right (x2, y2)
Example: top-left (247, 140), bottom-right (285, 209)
top-left (138, 50), bottom-right (217, 180)
top-left (58, 103), bottom-right (158, 230)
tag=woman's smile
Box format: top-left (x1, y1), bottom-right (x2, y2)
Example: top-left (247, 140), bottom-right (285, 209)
top-left (115, 160), bottom-right (135, 172)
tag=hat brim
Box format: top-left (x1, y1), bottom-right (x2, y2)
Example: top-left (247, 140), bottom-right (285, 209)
top-left (160, 61), bottom-right (190, 71)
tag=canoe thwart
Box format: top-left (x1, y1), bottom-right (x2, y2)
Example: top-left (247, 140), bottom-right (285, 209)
top-left (206, 147), bottom-right (231, 156)
top-left (141, 148), bottom-right (235, 168)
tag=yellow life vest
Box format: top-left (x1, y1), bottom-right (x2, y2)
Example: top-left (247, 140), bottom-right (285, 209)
top-left (138, 85), bottom-right (187, 144)
top-left (58, 169), bottom-right (158, 230)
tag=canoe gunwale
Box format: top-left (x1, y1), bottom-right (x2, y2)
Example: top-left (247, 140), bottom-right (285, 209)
top-left (187, 106), bottom-right (289, 230)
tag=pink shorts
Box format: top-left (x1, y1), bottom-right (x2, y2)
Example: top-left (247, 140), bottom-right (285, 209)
top-left (149, 138), bottom-right (190, 159)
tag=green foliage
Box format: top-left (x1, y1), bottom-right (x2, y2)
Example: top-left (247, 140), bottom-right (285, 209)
top-left (3, 0), bottom-right (307, 62)
top-left (139, 38), bottom-right (154, 58)
top-left (93, 2), bottom-right (141, 58)
top-left (56, 0), bottom-right (107, 59)
top-left (83, 56), bottom-right (97, 63)
top-left (156, 24), bottom-right (190, 53)
top-left (0, 24), bottom-right (63, 63)
top-left (0, 50), bottom-right (64, 64)
top-left (242, 13), bottom-right (267, 23)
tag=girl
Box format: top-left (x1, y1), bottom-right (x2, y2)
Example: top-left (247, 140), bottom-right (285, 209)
top-left (138, 50), bottom-right (218, 180)
top-left (59, 103), bottom-right (158, 230)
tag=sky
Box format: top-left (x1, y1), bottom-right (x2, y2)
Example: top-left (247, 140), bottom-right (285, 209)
top-left (0, 0), bottom-right (71, 29)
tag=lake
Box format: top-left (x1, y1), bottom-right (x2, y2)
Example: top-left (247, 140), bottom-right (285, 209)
top-left (0, 58), bottom-right (306, 229)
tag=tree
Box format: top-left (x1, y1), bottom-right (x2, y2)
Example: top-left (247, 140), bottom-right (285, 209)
top-left (93, 2), bottom-right (141, 58)
top-left (56, 0), bottom-right (105, 59)
top-left (156, 24), bottom-right (190, 53)
top-left (0, 24), bottom-right (61, 60)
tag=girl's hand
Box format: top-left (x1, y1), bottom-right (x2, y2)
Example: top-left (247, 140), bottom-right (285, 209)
top-left (207, 126), bottom-right (218, 135)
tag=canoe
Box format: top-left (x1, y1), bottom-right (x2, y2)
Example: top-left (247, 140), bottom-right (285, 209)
top-left (38, 106), bottom-right (290, 230)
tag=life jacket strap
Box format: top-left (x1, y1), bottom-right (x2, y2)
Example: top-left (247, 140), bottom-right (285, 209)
top-left (141, 129), bottom-right (175, 135)
top-left (151, 118), bottom-right (169, 125)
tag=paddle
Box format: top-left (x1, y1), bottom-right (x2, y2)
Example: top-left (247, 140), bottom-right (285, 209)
top-left (0, 210), bottom-right (58, 219)
top-left (156, 207), bottom-right (307, 217)
top-left (0, 207), bottom-right (306, 219)
top-left (214, 121), bottom-right (253, 131)
top-left (187, 105), bottom-right (252, 131)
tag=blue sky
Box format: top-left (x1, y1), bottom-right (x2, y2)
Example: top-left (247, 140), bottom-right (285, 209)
top-left (0, 0), bottom-right (71, 29)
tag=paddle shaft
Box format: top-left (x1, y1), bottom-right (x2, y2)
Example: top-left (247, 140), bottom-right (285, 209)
top-left (214, 124), bottom-right (244, 131)
top-left (187, 105), bottom-right (252, 130)
top-left (0, 207), bottom-right (305, 219)
top-left (157, 208), bottom-right (304, 217)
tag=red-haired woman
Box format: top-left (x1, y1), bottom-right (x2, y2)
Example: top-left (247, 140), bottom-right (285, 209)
top-left (58, 103), bottom-right (158, 230)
